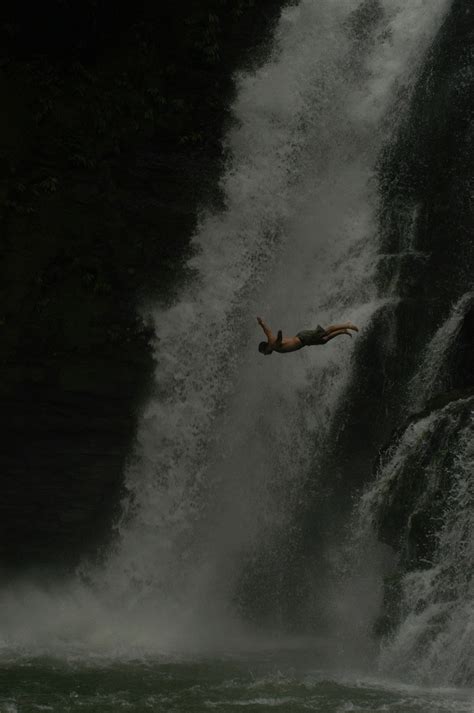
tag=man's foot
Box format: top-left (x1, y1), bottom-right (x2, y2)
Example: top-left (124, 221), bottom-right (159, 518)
top-left (346, 322), bottom-right (359, 332)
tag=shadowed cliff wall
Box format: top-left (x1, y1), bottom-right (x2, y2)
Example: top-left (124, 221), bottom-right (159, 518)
top-left (0, 0), bottom-right (287, 570)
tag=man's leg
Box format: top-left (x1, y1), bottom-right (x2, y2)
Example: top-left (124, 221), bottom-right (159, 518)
top-left (322, 328), bottom-right (352, 342)
top-left (324, 322), bottom-right (358, 334)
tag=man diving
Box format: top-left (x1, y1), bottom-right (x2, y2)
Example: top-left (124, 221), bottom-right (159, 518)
top-left (257, 316), bottom-right (359, 355)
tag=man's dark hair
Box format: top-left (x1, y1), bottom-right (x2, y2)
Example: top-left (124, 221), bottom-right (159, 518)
top-left (259, 341), bottom-right (269, 354)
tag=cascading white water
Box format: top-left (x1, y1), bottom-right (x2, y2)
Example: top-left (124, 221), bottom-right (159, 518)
top-left (353, 398), bottom-right (474, 685)
top-left (0, 0), bottom-right (452, 658)
top-left (377, 413), bottom-right (474, 684)
top-left (409, 292), bottom-right (474, 411)
top-left (349, 291), bottom-right (474, 685)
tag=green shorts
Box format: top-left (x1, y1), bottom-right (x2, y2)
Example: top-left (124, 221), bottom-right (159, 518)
top-left (296, 326), bottom-right (327, 346)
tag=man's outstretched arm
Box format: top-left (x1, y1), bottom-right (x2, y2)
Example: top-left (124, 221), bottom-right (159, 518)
top-left (257, 316), bottom-right (274, 342)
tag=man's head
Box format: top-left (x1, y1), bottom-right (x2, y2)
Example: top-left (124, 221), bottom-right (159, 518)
top-left (259, 341), bottom-right (272, 355)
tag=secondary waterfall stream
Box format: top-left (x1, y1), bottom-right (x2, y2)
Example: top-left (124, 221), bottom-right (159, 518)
top-left (351, 292), bottom-right (474, 684)
top-left (2, 0), bottom-right (470, 694)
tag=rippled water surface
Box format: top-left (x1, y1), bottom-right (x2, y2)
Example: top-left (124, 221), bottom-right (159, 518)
top-left (1, 654), bottom-right (472, 713)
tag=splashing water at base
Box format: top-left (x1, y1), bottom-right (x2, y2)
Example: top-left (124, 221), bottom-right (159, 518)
top-left (1, 655), bottom-right (474, 713)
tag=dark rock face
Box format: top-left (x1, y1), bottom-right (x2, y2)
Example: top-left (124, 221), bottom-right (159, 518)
top-left (290, 0), bottom-right (474, 567)
top-left (0, 0), bottom-right (286, 570)
top-left (355, 0), bottom-right (474, 648)
top-left (327, 0), bottom-right (473, 519)
top-left (336, 0), bottom-right (473, 478)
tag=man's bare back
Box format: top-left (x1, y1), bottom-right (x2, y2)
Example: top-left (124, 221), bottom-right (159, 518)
top-left (257, 317), bottom-right (358, 355)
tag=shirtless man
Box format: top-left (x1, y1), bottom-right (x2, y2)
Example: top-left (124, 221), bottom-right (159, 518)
top-left (257, 316), bottom-right (358, 355)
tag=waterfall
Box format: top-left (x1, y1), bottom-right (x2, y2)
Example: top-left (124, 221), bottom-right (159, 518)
top-left (0, 0), bottom-right (455, 670)
top-left (97, 0), bottom-right (451, 644)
